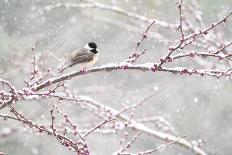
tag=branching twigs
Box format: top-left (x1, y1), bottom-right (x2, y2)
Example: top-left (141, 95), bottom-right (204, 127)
top-left (37, 1), bottom-right (232, 81)
top-left (83, 118), bottom-right (115, 138)
top-left (177, 2), bottom-right (232, 65)
top-left (0, 79), bottom-right (17, 108)
top-left (137, 116), bottom-right (177, 136)
top-left (2, 91), bottom-right (203, 154)
top-left (134, 20), bottom-right (156, 53)
top-left (49, 104), bottom-right (87, 143)
top-left (1, 1), bottom-right (232, 155)
top-left (125, 19), bottom-right (156, 63)
top-left (73, 96), bottom-right (207, 155)
top-left (182, 10), bottom-right (232, 48)
top-left (140, 136), bottom-right (186, 155)
top-left (0, 78), bottom-right (16, 92)
top-left (114, 93), bottom-right (155, 121)
top-left (26, 67), bottom-right (54, 87)
top-left (7, 105), bottom-right (89, 154)
top-left (116, 132), bottom-right (143, 154)
top-left (155, 9), bottom-right (232, 69)
top-left (0, 113), bottom-right (18, 121)
top-left (212, 42), bottom-right (232, 54)
top-left (126, 49), bottom-right (148, 63)
top-left (0, 89), bottom-right (206, 155)
top-left (117, 136), bottom-right (186, 155)
top-left (34, 62), bottom-right (232, 91)
top-left (80, 93), bottom-right (154, 139)
top-left (171, 50), bottom-right (232, 61)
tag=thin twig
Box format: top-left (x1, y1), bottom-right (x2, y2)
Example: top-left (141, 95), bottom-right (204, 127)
top-left (141, 136), bottom-right (187, 154)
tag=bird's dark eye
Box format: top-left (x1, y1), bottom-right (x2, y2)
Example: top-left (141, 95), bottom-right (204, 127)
top-left (88, 42), bottom-right (97, 49)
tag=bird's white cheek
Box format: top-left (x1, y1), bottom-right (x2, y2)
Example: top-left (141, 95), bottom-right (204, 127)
top-left (84, 44), bottom-right (92, 50)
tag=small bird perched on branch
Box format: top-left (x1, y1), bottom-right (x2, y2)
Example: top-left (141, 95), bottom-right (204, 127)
top-left (58, 42), bottom-right (99, 73)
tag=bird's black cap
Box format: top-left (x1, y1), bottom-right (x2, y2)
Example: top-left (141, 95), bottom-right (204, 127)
top-left (88, 42), bottom-right (97, 49)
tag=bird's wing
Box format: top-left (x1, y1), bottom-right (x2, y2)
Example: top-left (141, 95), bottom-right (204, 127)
top-left (69, 48), bottom-right (89, 58)
top-left (70, 50), bottom-right (94, 67)
top-left (57, 49), bottom-right (94, 73)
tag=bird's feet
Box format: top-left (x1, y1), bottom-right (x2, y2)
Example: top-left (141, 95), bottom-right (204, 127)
top-left (80, 68), bottom-right (87, 74)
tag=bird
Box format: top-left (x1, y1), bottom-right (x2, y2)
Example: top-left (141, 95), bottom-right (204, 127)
top-left (58, 42), bottom-right (99, 73)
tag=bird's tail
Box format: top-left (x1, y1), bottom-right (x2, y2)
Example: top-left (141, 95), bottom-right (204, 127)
top-left (57, 60), bottom-right (72, 73)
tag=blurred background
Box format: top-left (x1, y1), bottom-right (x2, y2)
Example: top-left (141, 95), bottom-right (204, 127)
top-left (0, 0), bottom-right (232, 154)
